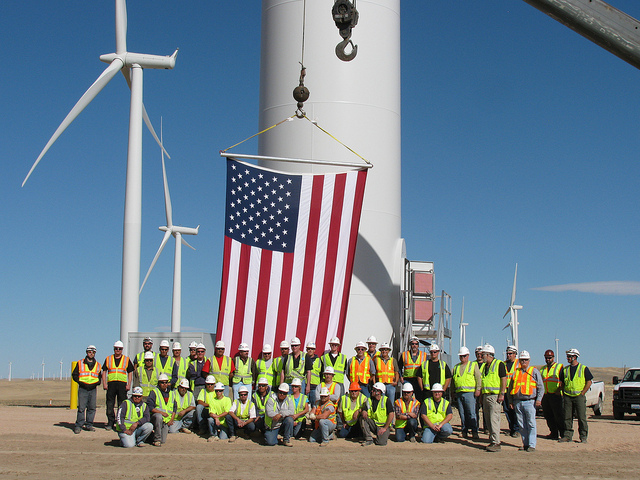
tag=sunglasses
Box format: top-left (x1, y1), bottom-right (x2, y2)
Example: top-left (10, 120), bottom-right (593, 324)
top-left (114, 347), bottom-right (123, 351)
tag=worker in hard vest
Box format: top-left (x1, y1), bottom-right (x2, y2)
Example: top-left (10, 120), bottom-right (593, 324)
top-left (375, 343), bottom-right (399, 401)
top-left (366, 335), bottom-right (379, 360)
top-left (315, 366), bottom-right (341, 405)
top-left (232, 342), bottom-right (256, 400)
top-left (472, 345), bottom-right (487, 433)
top-left (170, 342), bottom-right (189, 390)
top-left (321, 337), bottom-right (348, 387)
top-left (253, 377), bottom-right (273, 434)
top-left (208, 341), bottom-right (234, 398)
top-left (481, 344), bottom-right (507, 452)
top-left (134, 336), bottom-right (156, 367)
top-left (155, 340), bottom-right (173, 377)
top-left (264, 383), bottom-right (295, 447)
top-left (72, 344), bottom-right (101, 434)
top-left (116, 386), bottom-right (152, 448)
top-left (399, 336), bottom-right (427, 400)
top-left (228, 385), bottom-right (257, 441)
top-left (394, 382), bottom-right (420, 443)
top-left (347, 342), bottom-right (376, 397)
top-left (420, 383), bottom-right (453, 444)
top-left (540, 349), bottom-right (564, 440)
top-left (452, 346), bottom-right (481, 439)
top-left (559, 348), bottom-right (592, 444)
top-left (273, 341), bottom-right (290, 387)
top-left (305, 342), bottom-right (322, 406)
top-left (417, 343), bottom-right (451, 400)
top-left (187, 343), bottom-right (209, 398)
top-left (360, 382), bottom-right (393, 446)
top-left (255, 344), bottom-right (275, 388)
top-left (507, 350), bottom-right (543, 452)
top-left (169, 378), bottom-right (195, 435)
top-left (102, 340), bottom-right (134, 431)
top-left (290, 377), bottom-right (310, 439)
top-left (146, 373), bottom-right (176, 447)
top-left (187, 341), bottom-right (198, 364)
top-left (283, 337), bottom-right (306, 392)
top-left (308, 388), bottom-right (336, 446)
top-left (503, 345), bottom-right (520, 437)
top-left (338, 382), bottom-right (368, 440)
top-left (133, 351), bottom-right (159, 397)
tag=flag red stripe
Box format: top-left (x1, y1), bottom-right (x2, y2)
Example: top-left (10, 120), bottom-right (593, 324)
top-left (275, 252), bottom-right (294, 348)
top-left (231, 243), bottom-right (251, 348)
top-left (250, 250), bottom-right (272, 357)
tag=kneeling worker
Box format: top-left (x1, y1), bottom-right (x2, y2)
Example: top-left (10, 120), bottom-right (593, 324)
top-left (420, 383), bottom-right (453, 444)
top-left (116, 387), bottom-right (153, 448)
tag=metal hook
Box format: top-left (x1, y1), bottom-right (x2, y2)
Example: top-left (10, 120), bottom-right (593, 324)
top-left (336, 37), bottom-right (357, 62)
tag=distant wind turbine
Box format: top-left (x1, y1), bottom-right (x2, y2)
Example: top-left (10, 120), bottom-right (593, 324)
top-left (59, 359), bottom-right (64, 381)
top-left (140, 124), bottom-right (199, 333)
top-left (41, 358), bottom-right (45, 382)
top-left (459, 297), bottom-right (468, 349)
top-left (8, 362), bottom-right (12, 382)
top-left (22, 1), bottom-right (178, 349)
top-left (502, 263), bottom-right (522, 352)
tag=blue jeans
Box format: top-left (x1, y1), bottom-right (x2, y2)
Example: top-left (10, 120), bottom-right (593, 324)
top-left (118, 423), bottom-right (153, 447)
top-left (232, 416), bottom-right (256, 436)
top-left (359, 384), bottom-right (370, 398)
top-left (264, 416), bottom-right (294, 446)
top-left (308, 385), bottom-right (318, 406)
top-left (384, 384), bottom-right (396, 402)
top-left (309, 419), bottom-right (336, 443)
top-left (456, 391), bottom-right (478, 434)
top-left (395, 418), bottom-right (418, 442)
top-left (168, 410), bottom-right (194, 433)
top-left (421, 423), bottom-right (452, 443)
top-left (514, 399), bottom-right (537, 448)
top-left (503, 394), bottom-right (519, 433)
top-left (339, 422), bottom-right (363, 439)
top-left (206, 415), bottom-right (231, 439)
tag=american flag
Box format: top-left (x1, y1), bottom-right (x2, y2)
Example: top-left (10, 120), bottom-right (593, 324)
top-left (216, 159), bottom-right (367, 358)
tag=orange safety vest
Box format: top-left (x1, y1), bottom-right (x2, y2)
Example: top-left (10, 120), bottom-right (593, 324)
top-left (394, 397), bottom-right (420, 428)
top-left (105, 355), bottom-right (130, 383)
top-left (402, 350), bottom-right (427, 378)
top-left (376, 357), bottom-right (395, 384)
top-left (541, 362), bottom-right (562, 394)
top-left (314, 400), bottom-right (336, 429)
top-left (78, 359), bottom-right (101, 384)
top-left (510, 366), bottom-right (536, 396)
top-left (349, 357), bottom-right (372, 384)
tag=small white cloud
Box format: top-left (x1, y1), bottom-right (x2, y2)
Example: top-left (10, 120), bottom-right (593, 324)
top-left (533, 281), bottom-right (640, 295)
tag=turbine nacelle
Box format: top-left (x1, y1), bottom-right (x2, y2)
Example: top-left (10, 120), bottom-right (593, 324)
top-left (100, 49), bottom-right (178, 70)
top-left (159, 225), bottom-right (200, 236)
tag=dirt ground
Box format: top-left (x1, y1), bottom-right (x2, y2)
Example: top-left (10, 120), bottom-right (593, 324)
top-left (1, 368), bottom-right (639, 479)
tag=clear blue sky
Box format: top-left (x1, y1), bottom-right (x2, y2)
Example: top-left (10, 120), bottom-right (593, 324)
top-left (2, 1), bottom-right (639, 378)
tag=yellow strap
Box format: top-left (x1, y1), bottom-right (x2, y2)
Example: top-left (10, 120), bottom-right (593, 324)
top-left (302, 115), bottom-right (370, 165)
top-left (221, 115), bottom-right (296, 153)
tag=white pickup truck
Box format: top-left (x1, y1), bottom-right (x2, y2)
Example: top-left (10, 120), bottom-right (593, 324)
top-left (612, 368), bottom-right (640, 419)
top-left (585, 380), bottom-right (605, 416)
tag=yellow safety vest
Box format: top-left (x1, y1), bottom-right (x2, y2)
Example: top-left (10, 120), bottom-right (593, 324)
top-left (235, 399), bottom-right (253, 420)
top-left (370, 396), bottom-right (389, 427)
top-left (506, 359), bottom-right (520, 383)
top-left (340, 393), bottom-right (366, 426)
top-left (256, 359), bottom-right (274, 385)
top-left (394, 397), bottom-right (419, 429)
top-left (453, 362), bottom-right (476, 393)
top-left (308, 356), bottom-right (322, 385)
top-left (376, 357), bottom-right (395, 384)
top-left (234, 357), bottom-right (253, 384)
top-left (115, 399), bottom-right (147, 432)
top-left (151, 387), bottom-right (175, 424)
top-left (424, 398), bottom-right (449, 424)
top-left (265, 395), bottom-right (294, 429)
top-left (105, 355), bottom-right (130, 383)
top-left (210, 356), bottom-right (232, 386)
top-left (541, 363), bottom-right (562, 394)
top-left (77, 359), bottom-right (101, 385)
top-left (563, 364), bottom-right (587, 397)
top-left (293, 394), bottom-right (308, 422)
top-left (156, 356), bottom-right (174, 377)
top-left (402, 351), bottom-right (427, 378)
top-left (173, 357), bottom-right (189, 385)
top-left (137, 365), bottom-right (160, 397)
top-left (421, 360), bottom-right (447, 390)
top-left (349, 357), bottom-right (372, 384)
top-left (253, 391), bottom-right (272, 417)
top-left (135, 351), bottom-right (158, 366)
top-left (285, 353), bottom-right (306, 383)
top-left (321, 353), bottom-right (347, 383)
top-left (510, 366), bottom-right (537, 396)
top-left (175, 391), bottom-right (194, 412)
top-left (481, 358), bottom-right (504, 395)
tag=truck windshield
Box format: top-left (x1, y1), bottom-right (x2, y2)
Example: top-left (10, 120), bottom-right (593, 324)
top-left (622, 370), bottom-right (640, 382)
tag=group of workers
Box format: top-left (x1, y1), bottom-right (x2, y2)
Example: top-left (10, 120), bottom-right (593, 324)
top-left (72, 335), bottom-right (592, 451)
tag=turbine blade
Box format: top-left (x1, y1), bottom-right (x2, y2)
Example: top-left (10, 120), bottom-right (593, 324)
top-left (460, 297), bottom-right (465, 325)
top-left (160, 122), bottom-right (173, 228)
top-left (139, 230), bottom-right (172, 293)
top-left (510, 263), bottom-right (518, 306)
top-left (181, 237), bottom-right (196, 251)
top-left (502, 323), bottom-right (510, 331)
top-left (115, 0), bottom-right (127, 54)
top-left (22, 59), bottom-right (123, 187)
top-left (503, 307), bottom-right (511, 319)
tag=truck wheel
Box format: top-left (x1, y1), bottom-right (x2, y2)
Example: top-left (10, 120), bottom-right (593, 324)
top-left (593, 395), bottom-right (603, 416)
top-left (613, 406), bottom-right (624, 420)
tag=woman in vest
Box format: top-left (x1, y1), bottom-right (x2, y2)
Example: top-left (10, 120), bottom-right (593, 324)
top-left (420, 383), bottom-right (453, 444)
top-left (291, 378), bottom-right (310, 439)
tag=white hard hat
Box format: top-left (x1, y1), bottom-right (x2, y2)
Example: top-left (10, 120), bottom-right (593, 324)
top-left (324, 366), bottom-right (335, 374)
top-left (319, 387), bottom-right (331, 397)
top-left (402, 383), bottom-right (414, 393)
top-left (379, 342), bottom-right (391, 351)
top-left (172, 342), bottom-right (182, 350)
top-left (329, 337), bottom-right (341, 345)
top-left (262, 344), bottom-right (273, 353)
top-left (214, 382), bottom-right (225, 391)
top-left (306, 342), bottom-right (316, 349)
top-left (205, 375), bottom-right (216, 384)
top-left (114, 340), bottom-right (124, 348)
top-left (355, 341), bottom-right (367, 350)
top-left (144, 351), bottom-right (155, 360)
top-left (86, 345), bottom-right (97, 352)
top-left (160, 340), bottom-right (170, 348)
top-left (132, 387), bottom-right (144, 396)
top-left (506, 345), bottom-right (518, 353)
top-left (179, 378), bottom-right (190, 388)
top-left (458, 346), bottom-right (470, 356)
top-left (280, 340), bottom-right (290, 349)
top-left (215, 341), bottom-right (226, 349)
top-left (291, 378), bottom-right (302, 386)
top-left (143, 337), bottom-right (153, 343)
top-left (366, 335), bottom-right (378, 344)
top-left (257, 377), bottom-right (270, 385)
top-left (429, 343), bottom-right (440, 352)
top-left (475, 345), bottom-right (484, 353)
top-left (483, 344), bottom-right (495, 354)
top-left (290, 337), bottom-right (301, 346)
top-left (188, 341), bottom-right (198, 349)
top-left (372, 382), bottom-right (386, 394)
top-left (157, 373), bottom-right (169, 382)
top-left (278, 383), bottom-right (289, 393)
top-left (238, 385), bottom-right (249, 394)
top-left (196, 343), bottom-right (206, 350)
top-left (409, 336), bottom-right (419, 343)
top-left (238, 343), bottom-right (250, 351)
top-left (431, 383), bottom-right (445, 392)
top-left (518, 350), bottom-right (531, 360)
top-left (566, 348), bottom-right (580, 357)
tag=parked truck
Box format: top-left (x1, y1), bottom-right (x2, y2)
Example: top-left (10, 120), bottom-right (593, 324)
top-left (613, 368), bottom-right (640, 419)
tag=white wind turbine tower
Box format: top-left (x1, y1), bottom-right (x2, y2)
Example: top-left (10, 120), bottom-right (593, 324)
top-left (59, 359), bottom-right (64, 381)
top-left (8, 362), bottom-right (12, 382)
top-left (22, 1), bottom-right (177, 350)
top-left (41, 359), bottom-right (45, 382)
top-left (459, 297), bottom-right (468, 349)
top-left (140, 125), bottom-right (199, 333)
top-left (502, 263), bottom-right (522, 352)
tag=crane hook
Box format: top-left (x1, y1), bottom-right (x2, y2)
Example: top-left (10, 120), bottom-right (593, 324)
top-left (335, 37), bottom-right (357, 62)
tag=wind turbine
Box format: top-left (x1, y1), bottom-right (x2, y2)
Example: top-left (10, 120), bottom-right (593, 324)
top-left (8, 362), bottom-right (12, 382)
top-left (502, 263), bottom-right (522, 352)
top-left (459, 297), bottom-right (468, 349)
top-left (41, 358), bottom-right (45, 382)
top-left (140, 125), bottom-right (199, 333)
top-left (59, 359), bottom-right (64, 381)
top-left (22, 1), bottom-right (177, 350)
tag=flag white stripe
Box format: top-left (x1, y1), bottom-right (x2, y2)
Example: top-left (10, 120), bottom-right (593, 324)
top-left (241, 246), bottom-right (262, 344)
top-left (263, 251), bottom-right (284, 350)
top-left (221, 240), bottom-right (241, 348)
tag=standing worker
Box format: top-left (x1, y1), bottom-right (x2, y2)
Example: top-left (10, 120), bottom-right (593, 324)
top-left (209, 341), bottom-right (234, 397)
top-left (321, 337), bottom-right (348, 389)
top-left (480, 344), bottom-right (507, 452)
top-left (540, 349), bottom-right (564, 440)
top-left (507, 350), bottom-right (543, 452)
top-left (283, 337), bottom-right (306, 392)
top-left (417, 344), bottom-right (451, 400)
top-left (503, 345), bottom-right (520, 437)
top-left (255, 344), bottom-right (275, 389)
top-left (134, 337), bottom-right (156, 367)
top-left (347, 342), bottom-right (376, 397)
top-left (452, 346), bottom-right (481, 439)
top-left (305, 342), bottom-right (322, 407)
top-left (170, 342), bottom-right (189, 389)
top-left (375, 343), bottom-right (399, 401)
top-left (558, 348), bottom-right (592, 443)
top-left (72, 345), bottom-right (101, 434)
top-left (232, 343), bottom-right (256, 400)
top-left (365, 336), bottom-right (379, 359)
top-left (102, 340), bottom-right (134, 431)
top-left (399, 337), bottom-right (427, 400)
